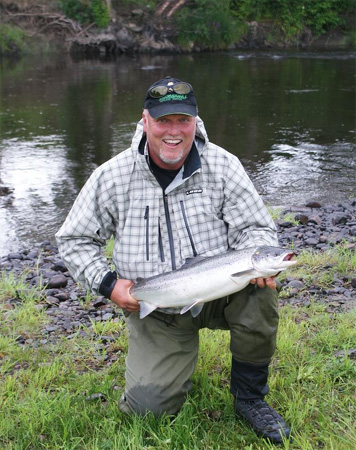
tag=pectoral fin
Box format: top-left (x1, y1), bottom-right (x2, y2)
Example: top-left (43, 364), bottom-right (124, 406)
top-left (229, 269), bottom-right (253, 284)
top-left (139, 302), bottom-right (157, 319)
top-left (180, 302), bottom-right (204, 318)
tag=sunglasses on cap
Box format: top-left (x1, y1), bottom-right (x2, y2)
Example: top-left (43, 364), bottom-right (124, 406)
top-left (148, 82), bottom-right (193, 98)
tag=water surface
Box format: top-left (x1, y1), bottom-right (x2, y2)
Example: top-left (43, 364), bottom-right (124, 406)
top-left (0, 51), bottom-right (355, 255)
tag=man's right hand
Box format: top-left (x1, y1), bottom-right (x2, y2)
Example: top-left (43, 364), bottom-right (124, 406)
top-left (110, 279), bottom-right (140, 312)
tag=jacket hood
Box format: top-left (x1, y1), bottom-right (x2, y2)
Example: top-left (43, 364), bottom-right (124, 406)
top-left (130, 115), bottom-right (209, 155)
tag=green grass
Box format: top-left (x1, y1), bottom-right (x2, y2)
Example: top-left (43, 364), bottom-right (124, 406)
top-left (279, 243), bottom-right (356, 290)
top-left (1, 247), bottom-right (356, 449)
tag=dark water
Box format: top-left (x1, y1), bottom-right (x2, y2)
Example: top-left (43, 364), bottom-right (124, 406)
top-left (0, 51), bottom-right (355, 256)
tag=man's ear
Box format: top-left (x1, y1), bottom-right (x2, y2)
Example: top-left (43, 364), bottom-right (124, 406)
top-left (142, 110), bottom-right (148, 132)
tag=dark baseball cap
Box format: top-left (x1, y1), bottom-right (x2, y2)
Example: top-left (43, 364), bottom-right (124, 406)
top-left (144, 76), bottom-right (198, 119)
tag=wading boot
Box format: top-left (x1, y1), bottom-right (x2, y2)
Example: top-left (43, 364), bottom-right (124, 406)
top-left (235, 398), bottom-right (290, 444)
top-left (231, 359), bottom-right (290, 444)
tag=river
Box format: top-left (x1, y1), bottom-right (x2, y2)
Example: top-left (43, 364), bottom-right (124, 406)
top-left (0, 50), bottom-right (355, 256)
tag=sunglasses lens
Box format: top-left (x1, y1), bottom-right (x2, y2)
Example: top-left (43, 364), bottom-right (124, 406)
top-left (174, 83), bottom-right (191, 94)
top-left (150, 86), bottom-right (168, 98)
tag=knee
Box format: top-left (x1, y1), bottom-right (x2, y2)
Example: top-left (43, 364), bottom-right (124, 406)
top-left (122, 383), bottom-right (187, 416)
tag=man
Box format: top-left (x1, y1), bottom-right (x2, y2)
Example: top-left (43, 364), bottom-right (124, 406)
top-left (56, 76), bottom-right (290, 444)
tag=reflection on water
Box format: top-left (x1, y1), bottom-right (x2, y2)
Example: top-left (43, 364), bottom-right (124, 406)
top-left (253, 141), bottom-right (355, 205)
top-left (0, 51), bottom-right (355, 255)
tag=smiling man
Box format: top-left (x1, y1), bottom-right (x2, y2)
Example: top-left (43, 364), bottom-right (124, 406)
top-left (56, 76), bottom-right (290, 444)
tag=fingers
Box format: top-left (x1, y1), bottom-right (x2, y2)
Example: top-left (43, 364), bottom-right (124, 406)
top-left (110, 279), bottom-right (140, 312)
top-left (250, 277), bottom-right (277, 290)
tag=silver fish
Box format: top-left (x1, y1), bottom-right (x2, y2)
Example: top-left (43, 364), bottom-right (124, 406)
top-left (130, 246), bottom-right (297, 319)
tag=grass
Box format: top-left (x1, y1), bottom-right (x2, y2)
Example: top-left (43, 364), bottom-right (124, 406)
top-left (1, 245), bottom-right (356, 449)
top-left (278, 243), bottom-right (356, 292)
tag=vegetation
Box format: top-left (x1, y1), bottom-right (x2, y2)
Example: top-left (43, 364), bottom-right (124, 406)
top-left (58, 0), bottom-right (110, 28)
top-left (175, 0), bottom-right (356, 48)
top-left (0, 24), bottom-right (26, 56)
top-left (0, 0), bottom-right (355, 56)
top-left (1, 244), bottom-right (356, 448)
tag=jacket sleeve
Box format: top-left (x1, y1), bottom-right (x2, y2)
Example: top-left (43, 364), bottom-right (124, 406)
top-left (222, 155), bottom-right (279, 250)
top-left (55, 165), bottom-right (117, 295)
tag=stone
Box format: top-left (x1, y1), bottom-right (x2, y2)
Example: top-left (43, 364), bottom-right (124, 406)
top-left (305, 201), bottom-right (322, 208)
top-left (47, 274), bottom-right (68, 289)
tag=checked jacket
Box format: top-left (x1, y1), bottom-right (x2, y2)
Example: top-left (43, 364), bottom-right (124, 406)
top-left (55, 117), bottom-right (278, 305)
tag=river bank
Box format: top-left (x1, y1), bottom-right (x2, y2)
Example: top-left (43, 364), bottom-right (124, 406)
top-left (1, 200), bottom-right (355, 351)
top-left (0, 0), bottom-right (354, 57)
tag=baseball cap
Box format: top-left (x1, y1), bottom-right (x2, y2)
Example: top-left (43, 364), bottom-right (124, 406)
top-left (144, 76), bottom-right (198, 119)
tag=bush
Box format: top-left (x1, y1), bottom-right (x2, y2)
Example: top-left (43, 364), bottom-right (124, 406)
top-left (58, 0), bottom-right (110, 28)
top-left (0, 24), bottom-right (26, 56)
top-left (229, 0), bottom-right (356, 40)
top-left (175, 0), bottom-right (239, 49)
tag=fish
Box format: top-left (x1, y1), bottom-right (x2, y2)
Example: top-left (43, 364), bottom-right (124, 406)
top-left (130, 246), bottom-right (297, 319)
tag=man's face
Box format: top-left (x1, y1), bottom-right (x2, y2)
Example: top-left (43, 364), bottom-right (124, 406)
top-left (142, 111), bottom-right (196, 170)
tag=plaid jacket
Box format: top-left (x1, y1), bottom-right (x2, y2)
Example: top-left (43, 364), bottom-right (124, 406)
top-left (55, 117), bottom-right (278, 296)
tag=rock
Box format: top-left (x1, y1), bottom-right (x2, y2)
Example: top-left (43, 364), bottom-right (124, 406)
top-left (332, 213), bottom-right (351, 225)
top-left (47, 274), bottom-right (68, 289)
top-left (306, 201), bottom-right (322, 208)
top-left (305, 238), bottom-right (319, 246)
top-left (351, 278), bottom-right (356, 289)
top-left (7, 253), bottom-right (23, 260)
top-left (295, 214), bottom-right (309, 225)
top-left (45, 325), bottom-right (59, 333)
top-left (85, 393), bottom-right (107, 402)
top-left (93, 297), bottom-right (108, 308)
top-left (308, 215), bottom-right (322, 225)
top-left (51, 260), bottom-right (67, 272)
top-left (285, 280), bottom-right (305, 290)
top-left (102, 313), bottom-right (114, 321)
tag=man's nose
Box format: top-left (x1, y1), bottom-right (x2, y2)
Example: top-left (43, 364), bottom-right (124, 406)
top-left (167, 122), bottom-right (181, 135)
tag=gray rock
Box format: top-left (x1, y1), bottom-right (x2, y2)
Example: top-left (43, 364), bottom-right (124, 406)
top-left (47, 274), bottom-right (68, 289)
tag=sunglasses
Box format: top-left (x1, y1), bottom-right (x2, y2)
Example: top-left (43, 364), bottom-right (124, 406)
top-left (148, 82), bottom-right (193, 98)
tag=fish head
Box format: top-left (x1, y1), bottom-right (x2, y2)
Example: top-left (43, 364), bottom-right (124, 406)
top-left (251, 246), bottom-right (297, 275)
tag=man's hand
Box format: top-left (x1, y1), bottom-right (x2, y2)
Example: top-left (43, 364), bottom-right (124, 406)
top-left (110, 279), bottom-right (140, 312)
top-left (250, 277), bottom-right (277, 290)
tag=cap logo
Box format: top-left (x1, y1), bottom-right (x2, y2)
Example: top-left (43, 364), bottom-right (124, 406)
top-left (159, 94), bottom-right (187, 103)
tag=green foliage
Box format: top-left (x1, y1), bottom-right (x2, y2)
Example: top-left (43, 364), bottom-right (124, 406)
top-left (230, 0), bottom-right (356, 41)
top-left (58, 0), bottom-right (92, 24)
top-left (58, 0), bottom-right (110, 28)
top-left (91, 0), bottom-right (110, 28)
top-left (175, 0), bottom-right (240, 49)
top-left (0, 24), bottom-right (26, 56)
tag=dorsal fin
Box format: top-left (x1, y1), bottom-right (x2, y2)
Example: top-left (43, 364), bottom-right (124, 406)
top-left (180, 255), bottom-right (207, 269)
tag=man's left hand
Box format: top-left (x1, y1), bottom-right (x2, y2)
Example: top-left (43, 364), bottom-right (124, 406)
top-left (250, 277), bottom-right (277, 290)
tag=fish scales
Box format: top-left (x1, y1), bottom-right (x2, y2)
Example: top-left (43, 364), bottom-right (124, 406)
top-left (130, 246), bottom-right (296, 319)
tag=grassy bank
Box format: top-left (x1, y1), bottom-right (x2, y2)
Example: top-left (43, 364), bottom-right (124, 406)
top-left (1, 245), bottom-right (356, 449)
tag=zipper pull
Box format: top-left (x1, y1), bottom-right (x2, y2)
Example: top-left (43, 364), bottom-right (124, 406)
top-left (144, 205), bottom-right (149, 219)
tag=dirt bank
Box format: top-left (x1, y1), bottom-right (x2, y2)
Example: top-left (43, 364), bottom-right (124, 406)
top-left (0, 0), bottom-right (353, 57)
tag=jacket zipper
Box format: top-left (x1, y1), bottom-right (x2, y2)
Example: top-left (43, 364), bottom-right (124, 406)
top-left (144, 205), bottom-right (149, 261)
top-left (180, 200), bottom-right (198, 257)
top-left (158, 217), bottom-right (165, 262)
top-left (163, 192), bottom-right (176, 270)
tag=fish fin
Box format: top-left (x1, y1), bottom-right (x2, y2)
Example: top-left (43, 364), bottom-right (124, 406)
top-left (136, 277), bottom-right (145, 283)
top-left (180, 255), bottom-right (207, 269)
top-left (139, 302), bottom-right (157, 319)
top-left (229, 269), bottom-right (253, 283)
top-left (180, 302), bottom-right (204, 317)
